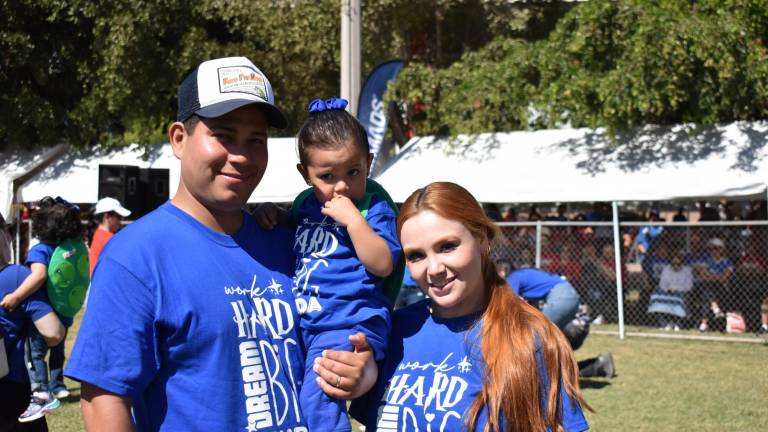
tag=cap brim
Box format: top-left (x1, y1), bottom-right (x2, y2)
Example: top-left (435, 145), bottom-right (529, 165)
top-left (196, 99), bottom-right (287, 129)
top-left (115, 207), bottom-right (131, 217)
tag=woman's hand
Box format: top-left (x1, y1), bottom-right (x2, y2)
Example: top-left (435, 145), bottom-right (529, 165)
top-left (313, 332), bottom-right (378, 400)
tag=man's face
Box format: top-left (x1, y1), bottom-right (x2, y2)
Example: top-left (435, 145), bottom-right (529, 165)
top-left (174, 105), bottom-right (269, 214)
top-left (105, 212), bottom-right (122, 233)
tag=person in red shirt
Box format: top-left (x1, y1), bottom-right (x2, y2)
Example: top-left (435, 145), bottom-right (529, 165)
top-left (88, 197), bottom-right (131, 277)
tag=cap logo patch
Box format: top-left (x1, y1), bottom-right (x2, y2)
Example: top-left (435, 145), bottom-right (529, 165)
top-left (217, 66), bottom-right (267, 100)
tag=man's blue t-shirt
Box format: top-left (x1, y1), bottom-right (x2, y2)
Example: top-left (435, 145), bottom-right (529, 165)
top-left (65, 202), bottom-right (307, 432)
top-left (0, 264), bottom-right (53, 384)
top-left (350, 300), bottom-right (589, 431)
top-left (506, 268), bottom-right (567, 302)
top-left (292, 193), bottom-right (399, 331)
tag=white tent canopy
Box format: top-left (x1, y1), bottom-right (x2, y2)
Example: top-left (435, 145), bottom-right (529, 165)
top-left (4, 121), bottom-right (767, 220)
top-left (1, 145), bottom-right (67, 220)
top-left (374, 121), bottom-right (768, 203)
top-left (7, 138), bottom-right (307, 211)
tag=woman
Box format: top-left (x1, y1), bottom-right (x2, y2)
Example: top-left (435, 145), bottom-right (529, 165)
top-left (1, 213), bottom-right (65, 431)
top-left (647, 252), bottom-right (693, 331)
top-left (351, 182), bottom-right (589, 431)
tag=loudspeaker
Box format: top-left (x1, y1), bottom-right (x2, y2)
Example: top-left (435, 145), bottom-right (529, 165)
top-left (97, 165), bottom-right (170, 220)
top-left (98, 165), bottom-right (141, 219)
top-left (137, 168), bottom-right (169, 218)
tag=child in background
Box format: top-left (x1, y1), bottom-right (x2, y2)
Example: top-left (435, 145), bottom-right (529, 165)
top-left (254, 98), bottom-right (401, 432)
top-left (0, 196), bottom-right (85, 423)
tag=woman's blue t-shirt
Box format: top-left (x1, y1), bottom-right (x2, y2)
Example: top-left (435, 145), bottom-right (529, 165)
top-left (350, 300), bottom-right (589, 431)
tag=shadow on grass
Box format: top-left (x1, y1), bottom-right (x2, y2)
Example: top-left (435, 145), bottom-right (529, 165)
top-left (579, 379), bottom-right (612, 390)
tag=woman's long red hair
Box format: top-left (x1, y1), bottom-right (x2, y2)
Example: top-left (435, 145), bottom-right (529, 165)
top-left (397, 182), bottom-right (589, 432)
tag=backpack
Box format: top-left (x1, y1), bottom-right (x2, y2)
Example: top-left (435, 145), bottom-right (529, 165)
top-left (46, 239), bottom-right (90, 317)
top-left (290, 178), bottom-right (404, 305)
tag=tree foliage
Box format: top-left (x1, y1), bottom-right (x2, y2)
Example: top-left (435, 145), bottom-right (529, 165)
top-left (0, 0), bottom-right (569, 150)
top-left (8, 1), bottom-right (758, 149)
top-left (390, 0), bottom-right (768, 136)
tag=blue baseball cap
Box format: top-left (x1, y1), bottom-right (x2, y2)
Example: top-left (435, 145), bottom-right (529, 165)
top-left (176, 56), bottom-right (287, 129)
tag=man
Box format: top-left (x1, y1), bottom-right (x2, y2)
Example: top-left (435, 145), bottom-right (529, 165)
top-left (65, 57), bottom-right (374, 431)
top-left (507, 267), bottom-right (616, 378)
top-left (88, 197), bottom-right (131, 277)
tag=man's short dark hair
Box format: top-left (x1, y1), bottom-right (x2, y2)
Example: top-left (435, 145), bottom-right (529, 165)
top-left (183, 114), bottom-right (201, 135)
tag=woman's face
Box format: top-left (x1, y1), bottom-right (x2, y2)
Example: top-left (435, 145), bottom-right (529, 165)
top-left (400, 210), bottom-right (486, 318)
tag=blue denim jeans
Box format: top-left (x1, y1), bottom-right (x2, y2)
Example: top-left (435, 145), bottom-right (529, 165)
top-left (26, 326), bottom-right (68, 394)
top-left (541, 281), bottom-right (581, 331)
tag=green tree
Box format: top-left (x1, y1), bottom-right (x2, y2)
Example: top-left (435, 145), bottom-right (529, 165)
top-left (0, 0), bottom-right (572, 151)
top-left (391, 0), bottom-right (768, 136)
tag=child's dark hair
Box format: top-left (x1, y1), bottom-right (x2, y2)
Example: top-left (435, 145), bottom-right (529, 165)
top-left (297, 108), bottom-right (370, 166)
top-left (32, 196), bottom-right (84, 244)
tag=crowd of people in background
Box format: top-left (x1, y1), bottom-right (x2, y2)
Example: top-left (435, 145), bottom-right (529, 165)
top-left (487, 199), bottom-right (768, 335)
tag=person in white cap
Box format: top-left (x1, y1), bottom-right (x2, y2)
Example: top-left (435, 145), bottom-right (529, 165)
top-left (65, 57), bottom-right (375, 431)
top-left (88, 197), bottom-right (131, 277)
top-left (695, 237), bottom-right (734, 332)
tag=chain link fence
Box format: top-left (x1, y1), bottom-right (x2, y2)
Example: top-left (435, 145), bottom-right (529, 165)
top-left (9, 213), bottom-right (768, 341)
top-left (494, 220), bottom-right (768, 341)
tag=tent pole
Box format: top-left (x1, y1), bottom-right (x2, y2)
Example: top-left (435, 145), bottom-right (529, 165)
top-left (612, 201), bottom-right (625, 340)
top-left (535, 220), bottom-right (542, 268)
top-left (14, 206), bottom-right (21, 265)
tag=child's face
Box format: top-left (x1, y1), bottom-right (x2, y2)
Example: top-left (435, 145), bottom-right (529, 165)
top-left (171, 105), bottom-right (269, 214)
top-left (298, 140), bottom-right (372, 204)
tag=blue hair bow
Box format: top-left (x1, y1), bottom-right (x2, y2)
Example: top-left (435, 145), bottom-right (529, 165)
top-left (308, 98), bottom-right (349, 113)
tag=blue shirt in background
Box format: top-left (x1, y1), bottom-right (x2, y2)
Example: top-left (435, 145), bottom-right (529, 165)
top-left (506, 268), bottom-right (567, 302)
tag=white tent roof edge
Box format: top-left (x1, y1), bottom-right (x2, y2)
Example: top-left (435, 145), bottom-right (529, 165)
top-left (1, 144), bottom-right (68, 221)
top-left (9, 137), bottom-right (307, 208)
top-left (372, 121), bottom-right (768, 204)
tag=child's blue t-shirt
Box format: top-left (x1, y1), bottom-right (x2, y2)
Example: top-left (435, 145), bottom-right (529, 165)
top-left (506, 268), bottom-right (568, 302)
top-left (292, 193), bottom-right (399, 331)
top-left (350, 300), bottom-right (589, 431)
top-left (25, 242), bottom-right (56, 267)
top-left (25, 242), bottom-right (73, 327)
top-left (0, 264), bottom-right (53, 384)
top-left (65, 202), bottom-right (307, 432)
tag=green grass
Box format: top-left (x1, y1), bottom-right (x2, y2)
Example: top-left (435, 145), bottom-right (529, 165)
top-left (46, 314), bottom-right (768, 431)
top-left (576, 334), bottom-right (768, 431)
